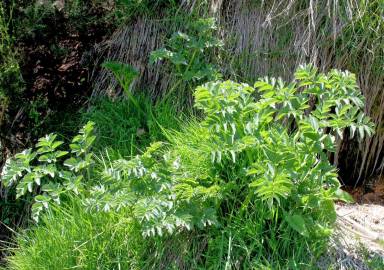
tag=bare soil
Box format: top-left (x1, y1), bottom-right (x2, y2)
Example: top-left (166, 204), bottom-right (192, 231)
top-left (319, 178), bottom-right (384, 269)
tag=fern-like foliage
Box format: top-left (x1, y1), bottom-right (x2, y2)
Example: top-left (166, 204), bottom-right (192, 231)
top-left (1, 122), bottom-right (96, 221)
top-left (150, 18), bottom-right (223, 100)
top-left (86, 142), bottom-right (219, 237)
top-left (193, 65), bottom-right (374, 236)
top-left (87, 65), bottom-right (374, 241)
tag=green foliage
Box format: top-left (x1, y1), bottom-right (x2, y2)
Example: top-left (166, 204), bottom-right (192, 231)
top-left (94, 60), bottom-right (183, 158)
top-left (2, 65), bottom-right (375, 269)
top-left (82, 65), bottom-right (373, 266)
top-left (102, 61), bottom-right (139, 94)
top-left (4, 197), bottom-right (203, 270)
top-left (193, 64), bottom-right (372, 225)
top-left (86, 141), bottom-right (219, 237)
top-left (0, 2), bottom-right (24, 123)
top-left (113, 0), bottom-right (178, 25)
top-left (3, 198), bottom-right (146, 270)
top-left (82, 94), bottom-right (181, 158)
top-left (0, 122), bottom-right (96, 222)
top-left (198, 209), bottom-right (318, 268)
top-left (150, 17), bottom-right (223, 101)
top-left (101, 61), bottom-right (142, 113)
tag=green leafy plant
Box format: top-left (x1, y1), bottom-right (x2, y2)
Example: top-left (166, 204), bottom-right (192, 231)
top-left (87, 65), bottom-right (374, 265)
top-left (0, 121), bottom-right (96, 221)
top-left (101, 61), bottom-right (143, 112)
top-left (86, 141), bottom-right (219, 237)
top-left (150, 17), bottom-right (223, 101)
top-left (192, 65), bottom-right (374, 235)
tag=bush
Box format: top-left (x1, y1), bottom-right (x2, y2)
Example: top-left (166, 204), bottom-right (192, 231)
top-left (83, 65), bottom-right (374, 267)
top-left (1, 122), bottom-right (96, 222)
top-left (3, 65), bottom-right (374, 268)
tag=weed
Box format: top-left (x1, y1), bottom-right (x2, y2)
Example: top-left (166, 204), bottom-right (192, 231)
top-left (0, 122), bottom-right (96, 222)
top-left (150, 17), bottom-right (223, 103)
top-left (83, 65), bottom-right (373, 267)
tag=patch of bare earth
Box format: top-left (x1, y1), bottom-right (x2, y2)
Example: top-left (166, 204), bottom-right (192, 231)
top-left (318, 178), bottom-right (384, 269)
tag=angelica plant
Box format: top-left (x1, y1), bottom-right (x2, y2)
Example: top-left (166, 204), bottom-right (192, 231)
top-left (1, 122), bottom-right (96, 221)
top-left (150, 17), bottom-right (223, 101)
top-left (87, 65), bottom-right (374, 252)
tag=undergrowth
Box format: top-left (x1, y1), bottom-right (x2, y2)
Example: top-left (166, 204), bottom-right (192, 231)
top-left (82, 95), bottom-right (182, 158)
top-left (0, 1), bottom-right (382, 268)
top-left (0, 2), bottom-right (24, 136)
top-left (2, 64), bottom-right (374, 269)
top-left (1, 122), bottom-right (96, 222)
top-left (3, 198), bottom-right (145, 270)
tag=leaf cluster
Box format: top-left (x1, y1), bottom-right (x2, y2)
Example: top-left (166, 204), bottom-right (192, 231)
top-left (0, 121), bottom-right (96, 221)
top-left (86, 141), bottom-right (219, 237)
top-left (87, 65), bottom-right (374, 250)
top-left (150, 18), bottom-right (223, 99)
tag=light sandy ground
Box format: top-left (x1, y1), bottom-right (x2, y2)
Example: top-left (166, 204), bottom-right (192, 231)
top-left (318, 203), bottom-right (384, 269)
top-left (337, 204), bottom-right (384, 251)
top-left (316, 177), bottom-right (384, 269)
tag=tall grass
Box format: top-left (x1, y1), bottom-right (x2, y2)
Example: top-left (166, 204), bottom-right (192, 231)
top-left (3, 198), bottom-right (202, 270)
top-left (3, 198), bottom-right (145, 270)
top-left (81, 95), bottom-right (183, 158)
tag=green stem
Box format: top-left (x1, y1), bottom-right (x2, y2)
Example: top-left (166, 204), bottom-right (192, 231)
top-left (161, 49), bottom-right (198, 104)
top-left (160, 78), bottom-right (183, 104)
top-left (119, 78), bottom-right (146, 116)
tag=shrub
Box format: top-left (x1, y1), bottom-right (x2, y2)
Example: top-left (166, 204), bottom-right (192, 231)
top-left (0, 122), bottom-right (95, 222)
top-left (3, 65), bottom-right (374, 268)
top-left (87, 64), bottom-right (374, 266)
top-left (150, 17), bottom-right (223, 102)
